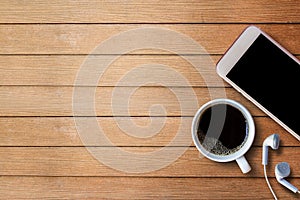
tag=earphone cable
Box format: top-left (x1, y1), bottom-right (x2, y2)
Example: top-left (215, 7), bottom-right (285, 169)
top-left (264, 165), bottom-right (278, 200)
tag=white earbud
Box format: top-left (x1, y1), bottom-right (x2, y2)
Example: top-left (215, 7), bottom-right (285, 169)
top-left (262, 134), bottom-right (280, 165)
top-left (275, 162), bottom-right (299, 193)
top-left (262, 134), bottom-right (299, 199)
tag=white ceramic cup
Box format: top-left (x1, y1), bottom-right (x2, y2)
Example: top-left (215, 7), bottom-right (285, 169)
top-left (191, 98), bottom-right (255, 174)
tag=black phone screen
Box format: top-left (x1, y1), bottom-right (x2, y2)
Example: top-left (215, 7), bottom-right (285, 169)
top-left (226, 34), bottom-right (300, 137)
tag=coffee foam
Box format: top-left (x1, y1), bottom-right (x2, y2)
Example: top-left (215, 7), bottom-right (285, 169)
top-left (198, 131), bottom-right (248, 156)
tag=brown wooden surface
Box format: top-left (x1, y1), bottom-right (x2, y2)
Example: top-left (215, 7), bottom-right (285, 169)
top-left (0, 24), bottom-right (299, 55)
top-left (0, 54), bottom-right (300, 86)
top-left (0, 1), bottom-right (299, 199)
top-left (0, 147), bottom-right (299, 178)
top-left (0, 0), bottom-right (299, 23)
top-left (0, 177), bottom-right (299, 199)
top-left (0, 117), bottom-right (298, 147)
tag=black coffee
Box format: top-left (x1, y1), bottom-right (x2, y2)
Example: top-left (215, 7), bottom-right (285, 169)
top-left (197, 104), bottom-right (248, 156)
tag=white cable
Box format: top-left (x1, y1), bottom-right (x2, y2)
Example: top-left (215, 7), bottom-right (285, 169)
top-left (264, 165), bottom-right (278, 200)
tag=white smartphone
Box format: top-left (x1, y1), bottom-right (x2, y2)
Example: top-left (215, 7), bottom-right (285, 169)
top-left (217, 25), bottom-right (300, 141)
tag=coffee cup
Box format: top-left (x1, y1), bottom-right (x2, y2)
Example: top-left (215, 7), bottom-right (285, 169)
top-left (191, 98), bottom-right (255, 174)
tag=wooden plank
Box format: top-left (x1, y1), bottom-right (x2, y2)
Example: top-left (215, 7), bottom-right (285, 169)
top-left (0, 117), bottom-right (298, 147)
top-left (0, 147), bottom-right (299, 177)
top-left (0, 86), bottom-right (263, 116)
top-left (0, 55), bottom-right (222, 86)
top-left (0, 0), bottom-right (299, 23)
top-left (1, 55), bottom-right (299, 86)
top-left (0, 177), bottom-right (299, 199)
top-left (0, 24), bottom-right (299, 54)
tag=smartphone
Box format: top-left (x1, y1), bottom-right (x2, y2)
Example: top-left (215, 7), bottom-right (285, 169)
top-left (216, 25), bottom-right (300, 141)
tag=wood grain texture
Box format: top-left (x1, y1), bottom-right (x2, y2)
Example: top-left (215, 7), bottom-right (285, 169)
top-left (0, 86), bottom-right (263, 116)
top-left (0, 0), bottom-right (299, 23)
top-left (0, 177), bottom-right (299, 199)
top-left (0, 24), bottom-right (299, 54)
top-left (0, 117), bottom-right (298, 147)
top-left (0, 55), bottom-right (221, 86)
top-left (1, 55), bottom-right (299, 86)
top-left (1, 1), bottom-right (299, 199)
top-left (0, 147), bottom-right (299, 177)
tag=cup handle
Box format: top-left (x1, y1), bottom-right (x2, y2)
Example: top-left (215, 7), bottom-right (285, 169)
top-left (236, 156), bottom-right (251, 174)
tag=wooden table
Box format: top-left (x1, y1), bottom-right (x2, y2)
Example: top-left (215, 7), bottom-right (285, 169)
top-left (0, 1), bottom-right (299, 199)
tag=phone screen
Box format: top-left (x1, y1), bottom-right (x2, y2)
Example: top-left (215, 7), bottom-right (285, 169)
top-left (226, 34), bottom-right (300, 137)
